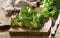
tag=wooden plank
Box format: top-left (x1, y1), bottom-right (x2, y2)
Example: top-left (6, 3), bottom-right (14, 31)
top-left (10, 36), bottom-right (48, 38)
top-left (9, 18), bottom-right (52, 36)
top-left (0, 12), bottom-right (11, 30)
top-left (51, 14), bottom-right (60, 36)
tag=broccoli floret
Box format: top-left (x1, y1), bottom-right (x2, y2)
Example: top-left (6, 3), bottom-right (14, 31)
top-left (50, 7), bottom-right (58, 18)
top-left (11, 17), bottom-right (23, 27)
top-left (19, 7), bottom-right (28, 17)
top-left (42, 8), bottom-right (50, 18)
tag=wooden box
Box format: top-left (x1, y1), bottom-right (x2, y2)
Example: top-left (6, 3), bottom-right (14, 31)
top-left (9, 18), bottom-right (52, 38)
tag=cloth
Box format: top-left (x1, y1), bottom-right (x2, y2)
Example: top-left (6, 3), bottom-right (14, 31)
top-left (1, 0), bottom-right (14, 12)
top-left (1, 0), bottom-right (37, 12)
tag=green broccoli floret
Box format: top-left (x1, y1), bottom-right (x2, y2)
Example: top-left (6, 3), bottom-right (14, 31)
top-left (11, 14), bottom-right (23, 27)
top-left (31, 22), bottom-right (40, 29)
top-left (50, 7), bottom-right (58, 18)
top-left (39, 13), bottom-right (45, 24)
top-left (42, 8), bottom-right (50, 18)
top-left (11, 17), bottom-right (23, 27)
top-left (31, 17), bottom-right (40, 29)
top-left (19, 7), bottom-right (28, 17)
top-left (21, 16), bottom-right (32, 28)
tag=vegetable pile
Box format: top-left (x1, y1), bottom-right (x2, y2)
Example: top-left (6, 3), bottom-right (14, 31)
top-left (41, 0), bottom-right (59, 18)
top-left (11, 0), bottom-right (59, 29)
top-left (11, 7), bottom-right (45, 29)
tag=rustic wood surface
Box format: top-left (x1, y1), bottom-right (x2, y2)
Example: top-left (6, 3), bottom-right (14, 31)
top-left (0, 0), bottom-right (11, 29)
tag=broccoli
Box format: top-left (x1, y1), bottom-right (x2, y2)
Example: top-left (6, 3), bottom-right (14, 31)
top-left (42, 8), bottom-right (50, 18)
top-left (11, 0), bottom-right (59, 29)
top-left (11, 15), bottom-right (23, 27)
top-left (50, 7), bottom-right (58, 18)
top-left (41, 0), bottom-right (59, 18)
top-left (39, 13), bottom-right (45, 24)
top-left (31, 17), bottom-right (40, 29)
top-left (19, 7), bottom-right (28, 17)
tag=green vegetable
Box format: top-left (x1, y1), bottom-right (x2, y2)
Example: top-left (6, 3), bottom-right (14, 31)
top-left (50, 7), bottom-right (58, 18)
top-left (11, 0), bottom-right (59, 29)
top-left (42, 8), bottom-right (50, 18)
top-left (32, 22), bottom-right (40, 29)
top-left (31, 12), bottom-right (45, 29)
top-left (31, 17), bottom-right (40, 29)
top-left (41, 0), bottom-right (59, 18)
top-left (39, 13), bottom-right (45, 24)
top-left (19, 7), bottom-right (28, 17)
top-left (11, 14), bottom-right (23, 27)
top-left (21, 16), bottom-right (32, 28)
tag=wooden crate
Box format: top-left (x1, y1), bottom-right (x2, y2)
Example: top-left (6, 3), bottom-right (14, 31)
top-left (9, 18), bottom-right (52, 38)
